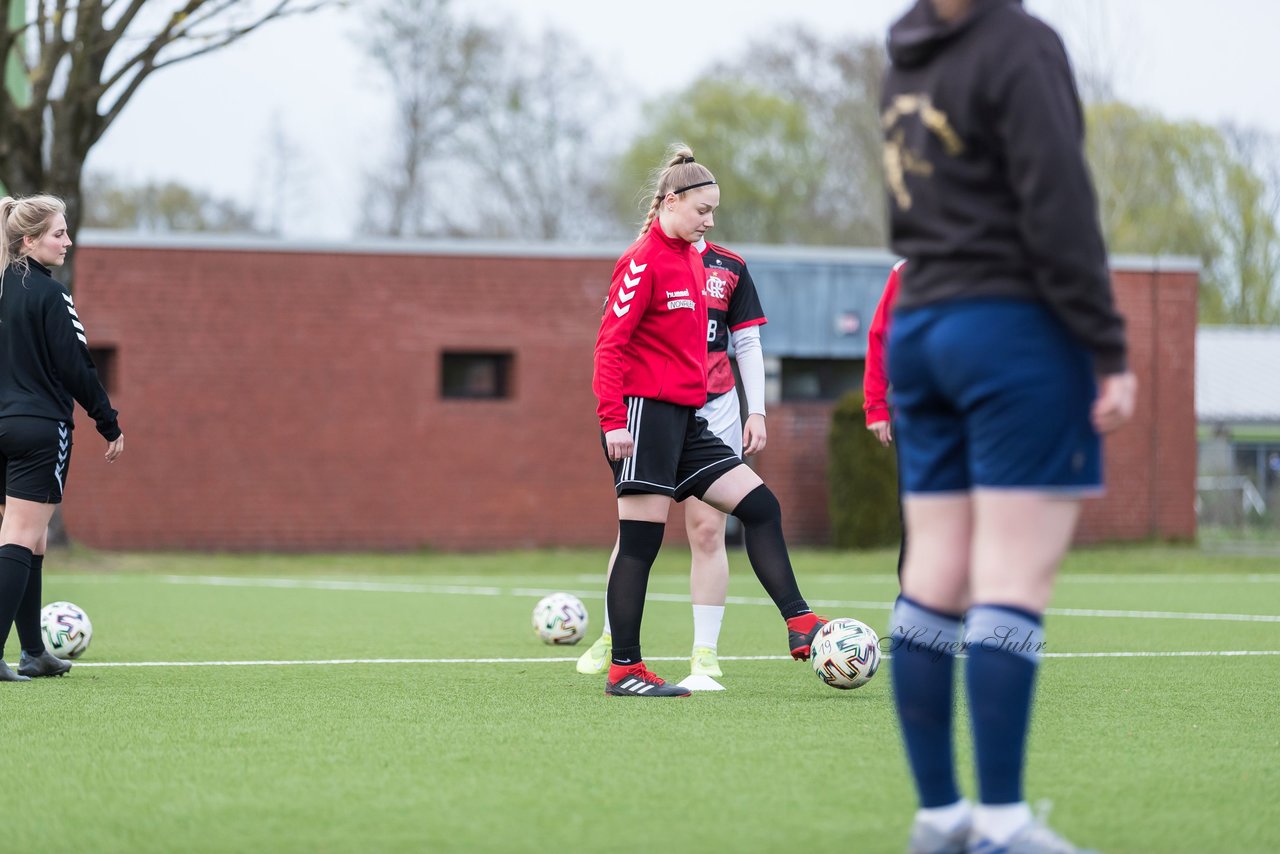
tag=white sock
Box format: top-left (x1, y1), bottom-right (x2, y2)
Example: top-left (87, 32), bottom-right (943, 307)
top-left (916, 799), bottom-right (971, 832)
top-left (973, 802), bottom-right (1032, 844)
top-left (692, 604), bottom-right (724, 650)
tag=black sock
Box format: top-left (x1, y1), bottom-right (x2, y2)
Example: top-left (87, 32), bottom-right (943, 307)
top-left (16, 553), bottom-right (45, 654)
top-left (0, 543), bottom-right (34, 659)
top-left (607, 520), bottom-right (665, 667)
top-left (730, 485), bottom-right (809, 619)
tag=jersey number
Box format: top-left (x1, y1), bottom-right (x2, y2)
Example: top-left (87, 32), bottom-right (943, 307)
top-left (707, 319), bottom-right (717, 343)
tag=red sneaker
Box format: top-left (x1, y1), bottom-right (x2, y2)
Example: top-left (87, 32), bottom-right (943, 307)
top-left (605, 662), bottom-right (692, 697)
top-left (786, 613), bottom-right (829, 660)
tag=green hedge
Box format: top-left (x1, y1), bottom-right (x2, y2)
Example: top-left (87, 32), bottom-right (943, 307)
top-left (828, 391), bottom-right (901, 548)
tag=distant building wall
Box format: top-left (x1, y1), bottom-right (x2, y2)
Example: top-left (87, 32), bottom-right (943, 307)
top-left (62, 239), bottom-right (1197, 550)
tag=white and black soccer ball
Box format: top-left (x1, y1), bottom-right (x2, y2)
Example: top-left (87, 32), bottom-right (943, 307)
top-left (40, 601), bottom-right (93, 660)
top-left (811, 617), bottom-right (880, 690)
top-left (531, 593), bottom-right (588, 645)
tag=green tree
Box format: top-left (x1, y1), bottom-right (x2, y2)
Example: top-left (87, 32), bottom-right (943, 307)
top-left (1086, 102), bottom-right (1280, 323)
top-left (827, 392), bottom-right (900, 549)
top-left (707, 27), bottom-right (888, 247)
top-left (614, 81), bottom-right (824, 244)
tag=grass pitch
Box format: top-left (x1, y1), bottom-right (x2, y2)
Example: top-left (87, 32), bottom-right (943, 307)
top-left (3, 546), bottom-right (1277, 853)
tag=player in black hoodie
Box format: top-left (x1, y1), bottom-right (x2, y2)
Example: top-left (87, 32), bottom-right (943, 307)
top-left (880, 2), bottom-right (1134, 852)
top-left (0, 195), bottom-right (123, 683)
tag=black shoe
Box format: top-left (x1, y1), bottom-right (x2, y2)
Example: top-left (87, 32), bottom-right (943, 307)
top-left (605, 663), bottom-right (691, 697)
top-left (0, 661), bottom-right (32, 682)
top-left (18, 649), bottom-right (72, 678)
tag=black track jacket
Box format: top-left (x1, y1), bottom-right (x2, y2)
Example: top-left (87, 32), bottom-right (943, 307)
top-left (0, 260), bottom-right (120, 440)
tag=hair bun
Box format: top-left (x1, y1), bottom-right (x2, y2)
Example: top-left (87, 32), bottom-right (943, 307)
top-left (681, 156), bottom-right (696, 164)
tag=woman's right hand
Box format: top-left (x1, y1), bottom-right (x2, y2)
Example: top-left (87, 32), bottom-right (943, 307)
top-left (868, 420), bottom-right (893, 446)
top-left (604, 428), bottom-right (634, 461)
top-left (1092, 372), bottom-right (1137, 434)
top-left (105, 432), bottom-right (124, 463)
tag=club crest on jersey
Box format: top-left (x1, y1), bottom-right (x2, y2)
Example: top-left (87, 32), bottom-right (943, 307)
top-left (704, 273), bottom-right (727, 301)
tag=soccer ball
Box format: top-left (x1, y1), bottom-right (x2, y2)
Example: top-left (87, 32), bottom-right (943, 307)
top-left (531, 593), bottom-right (588, 645)
top-left (40, 601), bottom-right (93, 660)
top-left (811, 617), bottom-right (880, 690)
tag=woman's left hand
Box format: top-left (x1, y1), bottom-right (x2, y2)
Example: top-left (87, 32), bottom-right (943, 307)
top-left (742, 413), bottom-right (767, 457)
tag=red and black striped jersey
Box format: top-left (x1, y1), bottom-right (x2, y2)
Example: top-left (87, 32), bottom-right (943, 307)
top-left (698, 241), bottom-right (766, 399)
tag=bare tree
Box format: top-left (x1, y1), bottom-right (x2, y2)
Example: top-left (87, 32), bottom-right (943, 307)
top-left (359, 0), bottom-right (496, 237)
top-left (0, 0), bottom-right (337, 284)
top-left (458, 28), bottom-right (616, 240)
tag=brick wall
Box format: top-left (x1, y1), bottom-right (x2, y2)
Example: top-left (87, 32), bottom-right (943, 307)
top-left (62, 245), bottom-right (1196, 550)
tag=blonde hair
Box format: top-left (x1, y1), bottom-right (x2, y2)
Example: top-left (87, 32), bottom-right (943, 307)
top-left (1, 194), bottom-right (67, 273)
top-left (638, 143), bottom-right (716, 238)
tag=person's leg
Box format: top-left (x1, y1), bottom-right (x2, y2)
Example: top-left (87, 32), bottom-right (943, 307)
top-left (1, 497), bottom-right (56, 683)
top-left (575, 536), bottom-right (617, 674)
top-left (699, 464), bottom-right (823, 658)
top-left (16, 526), bottom-right (48, 655)
top-left (892, 494), bottom-right (973, 847)
top-left (685, 496), bottom-right (728, 675)
top-left (607, 494), bottom-right (669, 669)
top-left (965, 490), bottom-right (1080, 845)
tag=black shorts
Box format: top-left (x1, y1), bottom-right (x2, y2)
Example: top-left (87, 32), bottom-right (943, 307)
top-left (603, 397), bottom-right (741, 502)
top-left (0, 416), bottom-right (73, 504)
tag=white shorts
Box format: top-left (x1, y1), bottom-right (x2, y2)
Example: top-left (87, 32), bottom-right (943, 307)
top-left (696, 391), bottom-right (743, 458)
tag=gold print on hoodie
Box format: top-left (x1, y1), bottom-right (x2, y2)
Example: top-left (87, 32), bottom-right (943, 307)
top-left (882, 93), bottom-right (965, 211)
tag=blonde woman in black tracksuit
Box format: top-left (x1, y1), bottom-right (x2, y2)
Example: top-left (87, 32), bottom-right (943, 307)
top-left (0, 194), bottom-right (123, 683)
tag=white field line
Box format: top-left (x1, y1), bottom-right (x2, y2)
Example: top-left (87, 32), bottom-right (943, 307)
top-left (575, 573), bottom-right (1280, 585)
top-left (158, 575), bottom-right (1280, 624)
top-left (15, 649), bottom-right (1280, 669)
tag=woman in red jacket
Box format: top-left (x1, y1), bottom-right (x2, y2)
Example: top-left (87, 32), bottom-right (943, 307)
top-left (864, 260), bottom-right (905, 576)
top-left (591, 144), bottom-right (824, 697)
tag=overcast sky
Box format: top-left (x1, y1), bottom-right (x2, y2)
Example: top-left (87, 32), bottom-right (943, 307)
top-left (84, 0), bottom-right (1280, 240)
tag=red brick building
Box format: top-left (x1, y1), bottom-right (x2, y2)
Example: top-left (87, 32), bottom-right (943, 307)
top-left (63, 234), bottom-right (1196, 550)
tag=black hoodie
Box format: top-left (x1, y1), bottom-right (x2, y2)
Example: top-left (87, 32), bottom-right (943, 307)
top-left (882, 0), bottom-right (1127, 374)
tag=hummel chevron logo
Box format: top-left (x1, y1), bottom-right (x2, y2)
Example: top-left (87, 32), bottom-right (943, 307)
top-left (612, 268), bottom-right (643, 317)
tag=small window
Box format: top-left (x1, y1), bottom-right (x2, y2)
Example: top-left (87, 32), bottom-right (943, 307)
top-left (441, 352), bottom-right (513, 400)
top-left (89, 346), bottom-right (118, 395)
top-left (780, 357), bottom-right (863, 402)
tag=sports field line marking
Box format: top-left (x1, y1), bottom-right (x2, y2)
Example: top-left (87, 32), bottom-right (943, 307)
top-left (29, 649), bottom-right (1280, 669)
top-left (159, 575), bottom-right (1280, 623)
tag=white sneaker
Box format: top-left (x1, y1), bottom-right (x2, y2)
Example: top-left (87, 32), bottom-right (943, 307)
top-left (969, 803), bottom-right (1098, 854)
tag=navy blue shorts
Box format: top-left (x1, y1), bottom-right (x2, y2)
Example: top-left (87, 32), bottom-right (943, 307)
top-left (887, 298), bottom-right (1102, 495)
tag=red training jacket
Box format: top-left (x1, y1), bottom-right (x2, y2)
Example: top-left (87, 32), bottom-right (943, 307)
top-left (864, 260), bottom-right (904, 427)
top-left (593, 219), bottom-right (709, 433)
